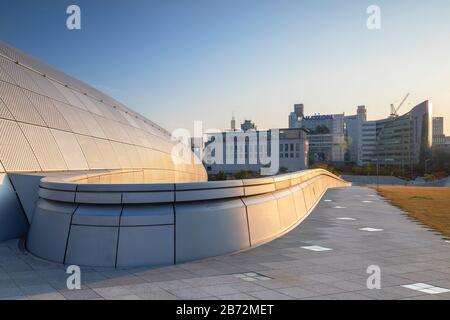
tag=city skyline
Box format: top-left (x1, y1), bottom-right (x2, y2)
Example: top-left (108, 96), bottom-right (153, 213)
top-left (1, 0), bottom-right (450, 134)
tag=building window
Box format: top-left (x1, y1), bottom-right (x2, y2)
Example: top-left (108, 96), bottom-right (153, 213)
top-left (285, 153), bottom-right (288, 158)
top-left (290, 153), bottom-right (294, 158)
top-left (296, 153), bottom-right (300, 158)
top-left (290, 143), bottom-right (294, 151)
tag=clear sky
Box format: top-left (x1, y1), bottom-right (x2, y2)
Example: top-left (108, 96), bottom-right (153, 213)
top-left (1, 0), bottom-right (450, 134)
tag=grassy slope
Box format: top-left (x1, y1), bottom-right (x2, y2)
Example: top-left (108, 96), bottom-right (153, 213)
top-left (374, 186), bottom-right (450, 237)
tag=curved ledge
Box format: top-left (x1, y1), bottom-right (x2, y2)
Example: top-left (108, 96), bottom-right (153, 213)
top-left (27, 169), bottom-right (350, 268)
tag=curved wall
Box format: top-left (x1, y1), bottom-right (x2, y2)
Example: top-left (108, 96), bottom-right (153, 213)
top-left (0, 42), bottom-right (206, 182)
top-left (27, 169), bottom-right (350, 268)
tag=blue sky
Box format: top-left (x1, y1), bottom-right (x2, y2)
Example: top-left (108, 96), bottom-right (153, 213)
top-left (1, 0), bottom-right (450, 134)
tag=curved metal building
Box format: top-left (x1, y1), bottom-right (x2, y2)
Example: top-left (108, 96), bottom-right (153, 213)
top-left (0, 41), bottom-right (206, 181)
top-left (0, 42), bottom-right (349, 268)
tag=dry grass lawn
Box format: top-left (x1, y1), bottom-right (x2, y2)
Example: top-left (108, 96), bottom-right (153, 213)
top-left (373, 186), bottom-right (450, 237)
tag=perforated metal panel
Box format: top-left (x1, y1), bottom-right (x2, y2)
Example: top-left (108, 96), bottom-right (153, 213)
top-left (0, 119), bottom-right (41, 171)
top-left (51, 81), bottom-right (87, 110)
top-left (0, 81), bottom-right (46, 126)
top-left (76, 135), bottom-right (105, 170)
top-left (121, 111), bottom-right (141, 128)
top-left (94, 138), bottom-right (121, 169)
top-left (77, 110), bottom-right (106, 138)
top-left (26, 71), bottom-right (67, 103)
top-left (124, 144), bottom-right (143, 168)
top-left (110, 141), bottom-right (132, 168)
top-left (0, 59), bottom-right (16, 83)
top-left (0, 45), bottom-right (21, 62)
top-left (23, 90), bottom-right (71, 131)
top-left (110, 108), bottom-right (129, 124)
top-left (73, 91), bottom-right (103, 116)
top-left (129, 127), bottom-right (150, 148)
top-left (94, 116), bottom-right (125, 143)
top-left (52, 101), bottom-right (90, 135)
top-left (0, 97), bottom-right (14, 120)
top-left (0, 42), bottom-right (206, 181)
top-left (0, 59), bottom-right (42, 92)
top-left (19, 123), bottom-right (68, 171)
top-left (51, 129), bottom-right (89, 170)
top-left (93, 100), bottom-right (116, 121)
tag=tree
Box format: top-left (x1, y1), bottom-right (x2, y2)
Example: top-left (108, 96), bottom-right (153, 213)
top-left (278, 166), bottom-right (288, 174)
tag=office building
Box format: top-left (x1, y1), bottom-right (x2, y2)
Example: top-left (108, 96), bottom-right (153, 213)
top-left (344, 106), bottom-right (367, 163)
top-left (204, 128), bottom-right (309, 175)
top-left (432, 117), bottom-right (449, 145)
top-left (289, 104), bottom-right (346, 163)
top-left (358, 101), bottom-right (433, 166)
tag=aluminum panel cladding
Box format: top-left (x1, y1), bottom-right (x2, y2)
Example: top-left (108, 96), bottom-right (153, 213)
top-left (0, 58), bottom-right (42, 93)
top-left (51, 80), bottom-right (86, 109)
top-left (123, 144), bottom-right (143, 168)
top-left (51, 129), bottom-right (89, 171)
top-left (19, 123), bottom-right (68, 171)
top-left (94, 115), bottom-right (129, 144)
top-left (94, 138), bottom-right (121, 169)
top-left (22, 90), bottom-right (71, 131)
top-left (132, 127), bottom-right (152, 148)
top-left (114, 109), bottom-right (133, 125)
top-left (52, 100), bottom-right (91, 135)
top-left (136, 146), bottom-right (151, 168)
top-left (0, 81), bottom-right (46, 126)
top-left (76, 135), bottom-right (105, 170)
top-left (93, 100), bottom-right (117, 121)
top-left (0, 96), bottom-right (14, 120)
top-left (73, 91), bottom-right (103, 116)
top-left (0, 58), bottom-right (16, 83)
top-left (25, 70), bottom-right (67, 103)
top-left (121, 111), bottom-right (142, 129)
top-left (77, 110), bottom-right (107, 139)
top-left (0, 119), bottom-right (41, 171)
top-left (0, 44), bottom-right (21, 62)
top-left (110, 141), bottom-right (132, 169)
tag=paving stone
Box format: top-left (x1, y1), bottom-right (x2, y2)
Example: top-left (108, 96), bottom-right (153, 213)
top-left (1, 187), bottom-right (450, 300)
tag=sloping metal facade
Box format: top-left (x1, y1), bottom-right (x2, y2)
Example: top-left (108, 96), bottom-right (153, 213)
top-left (0, 42), bottom-right (206, 182)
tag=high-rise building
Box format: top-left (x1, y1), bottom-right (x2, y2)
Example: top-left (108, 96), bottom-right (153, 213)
top-left (294, 104), bottom-right (304, 118)
top-left (358, 101), bottom-right (433, 166)
top-left (344, 106), bottom-right (367, 163)
top-left (289, 104), bottom-right (346, 163)
top-left (231, 115), bottom-right (236, 131)
top-left (432, 117), bottom-right (446, 145)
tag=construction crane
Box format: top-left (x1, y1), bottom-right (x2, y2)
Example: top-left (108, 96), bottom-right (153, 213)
top-left (390, 93), bottom-right (410, 118)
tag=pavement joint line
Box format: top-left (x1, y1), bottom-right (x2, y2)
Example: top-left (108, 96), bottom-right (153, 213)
top-left (233, 272), bottom-right (271, 282)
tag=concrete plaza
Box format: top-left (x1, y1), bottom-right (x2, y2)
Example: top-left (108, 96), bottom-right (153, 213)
top-left (1, 187), bottom-right (449, 300)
